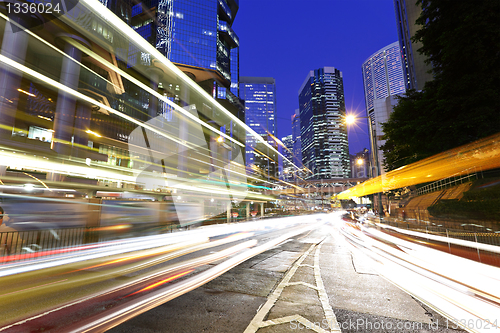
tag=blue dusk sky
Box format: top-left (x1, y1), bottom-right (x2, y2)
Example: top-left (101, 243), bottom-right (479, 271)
top-left (232, 0), bottom-right (400, 155)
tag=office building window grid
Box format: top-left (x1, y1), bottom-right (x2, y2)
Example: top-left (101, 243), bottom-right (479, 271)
top-left (239, 78), bottom-right (277, 180)
top-left (168, 0), bottom-right (218, 70)
top-left (299, 68), bottom-right (349, 179)
top-left (362, 42), bottom-right (405, 111)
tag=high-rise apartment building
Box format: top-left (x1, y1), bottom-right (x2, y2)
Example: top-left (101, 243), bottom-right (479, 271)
top-left (393, 0), bottom-right (433, 91)
top-left (239, 77), bottom-right (278, 182)
top-left (298, 67), bottom-right (349, 179)
top-left (362, 42), bottom-right (406, 176)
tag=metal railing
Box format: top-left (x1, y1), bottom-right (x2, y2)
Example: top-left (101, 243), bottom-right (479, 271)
top-left (416, 170), bottom-right (478, 196)
top-left (0, 227), bottom-right (85, 262)
top-left (379, 219), bottom-right (500, 247)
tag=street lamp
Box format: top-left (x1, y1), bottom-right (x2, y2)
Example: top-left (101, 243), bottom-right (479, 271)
top-left (345, 114), bottom-right (357, 125)
top-left (344, 113), bottom-right (383, 217)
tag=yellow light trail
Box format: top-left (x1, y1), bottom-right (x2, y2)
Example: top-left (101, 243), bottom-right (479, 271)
top-left (337, 132), bottom-right (500, 199)
top-left (128, 270), bottom-right (194, 296)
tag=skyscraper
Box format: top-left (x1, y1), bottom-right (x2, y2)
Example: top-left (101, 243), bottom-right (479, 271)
top-left (362, 42), bottom-right (406, 176)
top-left (239, 77), bottom-right (278, 182)
top-left (362, 42), bottom-right (405, 112)
top-left (291, 109), bottom-right (302, 168)
top-left (298, 67), bottom-right (349, 179)
top-left (393, 0), bottom-right (433, 91)
top-left (280, 134), bottom-right (294, 181)
top-left (129, 0), bottom-right (242, 120)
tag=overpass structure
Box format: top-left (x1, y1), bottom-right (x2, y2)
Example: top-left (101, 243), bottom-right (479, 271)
top-left (264, 178), bottom-right (369, 196)
top-left (263, 178), bottom-right (369, 209)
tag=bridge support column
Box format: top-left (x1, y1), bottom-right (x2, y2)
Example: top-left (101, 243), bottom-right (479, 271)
top-left (260, 203), bottom-right (264, 217)
top-left (226, 201), bottom-right (231, 223)
top-left (246, 202), bottom-right (250, 219)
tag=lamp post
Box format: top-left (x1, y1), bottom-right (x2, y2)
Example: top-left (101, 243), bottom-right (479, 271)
top-left (344, 113), bottom-right (383, 217)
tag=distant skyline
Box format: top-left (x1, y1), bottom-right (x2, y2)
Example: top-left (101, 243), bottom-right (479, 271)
top-left (233, 0), bottom-right (400, 155)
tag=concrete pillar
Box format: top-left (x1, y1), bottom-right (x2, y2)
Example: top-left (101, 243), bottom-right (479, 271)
top-left (260, 202), bottom-right (264, 217)
top-left (147, 67), bottom-right (163, 119)
top-left (177, 113), bottom-right (189, 177)
top-left (246, 202), bottom-right (250, 219)
top-left (52, 35), bottom-right (89, 155)
top-left (226, 201), bottom-right (232, 223)
top-left (73, 101), bottom-right (92, 147)
top-left (177, 86), bottom-right (190, 177)
top-left (209, 136), bottom-right (219, 174)
top-left (0, 15), bottom-right (30, 138)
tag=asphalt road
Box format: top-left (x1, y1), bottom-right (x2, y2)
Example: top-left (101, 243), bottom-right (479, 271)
top-left (109, 218), bottom-right (467, 333)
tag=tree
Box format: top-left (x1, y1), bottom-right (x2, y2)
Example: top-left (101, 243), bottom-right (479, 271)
top-left (381, 0), bottom-right (500, 171)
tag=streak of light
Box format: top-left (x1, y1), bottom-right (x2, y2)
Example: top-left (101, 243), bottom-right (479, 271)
top-left (0, 242), bottom-right (115, 264)
top-left (0, 55), bottom-right (191, 150)
top-left (21, 172), bottom-right (50, 190)
top-left (0, 235), bottom-right (209, 277)
top-left (0, 12), bottom-right (123, 94)
top-left (127, 270), bottom-right (194, 296)
top-left (85, 130), bottom-right (102, 137)
top-left (0, 279), bottom-right (67, 298)
top-left (71, 220), bottom-right (323, 332)
top-left (0, 148), bottom-right (272, 200)
top-left (91, 225), bottom-right (131, 232)
top-left (73, 0), bottom-right (301, 172)
top-left (37, 115), bottom-right (52, 121)
top-left (337, 132), bottom-right (500, 199)
top-left (61, 37), bottom-right (243, 149)
top-left (336, 215), bottom-right (500, 333)
top-left (16, 88), bottom-right (36, 97)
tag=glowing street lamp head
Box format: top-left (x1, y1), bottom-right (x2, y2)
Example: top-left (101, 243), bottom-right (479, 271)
top-left (356, 159), bottom-right (364, 165)
top-left (345, 115), bottom-right (356, 125)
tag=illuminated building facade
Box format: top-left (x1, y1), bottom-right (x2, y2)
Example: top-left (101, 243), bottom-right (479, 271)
top-left (362, 42), bottom-right (405, 111)
top-left (362, 42), bottom-right (406, 176)
top-left (298, 67), bottom-right (349, 179)
top-left (291, 109), bottom-right (302, 168)
top-left (129, 0), bottom-right (243, 123)
top-left (239, 77), bottom-right (277, 182)
top-left (280, 134), bottom-right (294, 181)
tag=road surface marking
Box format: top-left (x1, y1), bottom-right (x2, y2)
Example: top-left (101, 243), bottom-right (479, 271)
top-left (244, 238), bottom-right (341, 332)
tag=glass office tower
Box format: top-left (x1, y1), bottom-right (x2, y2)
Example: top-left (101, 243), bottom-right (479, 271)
top-left (298, 67), bottom-right (349, 179)
top-left (291, 109), bottom-right (302, 169)
top-left (239, 77), bottom-right (278, 182)
top-left (128, 0), bottom-right (242, 124)
top-left (281, 134), bottom-right (294, 181)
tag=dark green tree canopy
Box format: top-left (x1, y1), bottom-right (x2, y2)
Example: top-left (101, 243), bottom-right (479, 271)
top-left (381, 0), bottom-right (500, 171)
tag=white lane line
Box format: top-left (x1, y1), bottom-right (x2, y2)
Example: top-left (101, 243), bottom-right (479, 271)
top-left (286, 281), bottom-right (319, 290)
top-left (244, 238), bottom-right (342, 333)
top-left (261, 314), bottom-right (330, 333)
top-left (315, 241), bottom-right (341, 332)
top-left (243, 244), bottom-right (316, 333)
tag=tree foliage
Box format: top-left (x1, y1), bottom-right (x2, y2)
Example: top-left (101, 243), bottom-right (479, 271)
top-left (381, 0), bottom-right (500, 171)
